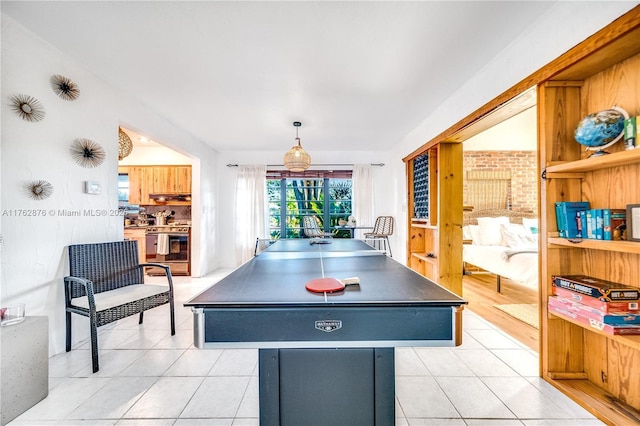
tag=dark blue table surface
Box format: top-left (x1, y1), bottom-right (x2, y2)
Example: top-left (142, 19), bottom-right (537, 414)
top-left (185, 239), bottom-right (466, 308)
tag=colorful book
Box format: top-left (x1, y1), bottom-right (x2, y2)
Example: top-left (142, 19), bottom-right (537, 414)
top-left (555, 201), bottom-right (589, 238)
top-left (594, 209), bottom-right (603, 240)
top-left (623, 116), bottom-right (637, 149)
top-left (555, 202), bottom-right (567, 237)
top-left (602, 209), bottom-right (626, 240)
top-left (552, 286), bottom-right (639, 313)
top-left (579, 210), bottom-right (587, 239)
top-left (586, 209), bottom-right (596, 239)
top-left (552, 275), bottom-right (640, 301)
top-left (549, 296), bottom-right (640, 325)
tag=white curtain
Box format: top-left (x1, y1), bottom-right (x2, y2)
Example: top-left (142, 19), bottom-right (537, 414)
top-left (235, 165), bottom-right (267, 264)
top-left (352, 164), bottom-right (374, 238)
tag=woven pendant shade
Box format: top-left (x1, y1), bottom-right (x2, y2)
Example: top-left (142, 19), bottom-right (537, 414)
top-left (118, 127), bottom-right (133, 160)
top-left (283, 138), bottom-right (311, 172)
top-left (283, 121), bottom-right (311, 172)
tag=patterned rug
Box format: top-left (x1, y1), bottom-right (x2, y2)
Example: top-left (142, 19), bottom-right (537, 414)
top-left (493, 303), bottom-right (539, 329)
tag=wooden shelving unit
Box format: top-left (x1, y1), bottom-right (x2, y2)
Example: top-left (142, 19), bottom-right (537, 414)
top-left (404, 142), bottom-right (463, 295)
top-left (538, 9), bottom-right (640, 424)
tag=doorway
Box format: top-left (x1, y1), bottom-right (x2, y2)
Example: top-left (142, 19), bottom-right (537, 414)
top-left (459, 88), bottom-right (540, 351)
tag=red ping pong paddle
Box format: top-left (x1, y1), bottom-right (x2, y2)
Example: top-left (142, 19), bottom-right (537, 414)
top-left (306, 277), bottom-right (360, 293)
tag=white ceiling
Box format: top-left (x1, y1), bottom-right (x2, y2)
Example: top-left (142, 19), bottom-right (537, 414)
top-left (2, 1), bottom-right (558, 152)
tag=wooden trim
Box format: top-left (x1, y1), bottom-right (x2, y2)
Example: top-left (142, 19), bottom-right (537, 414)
top-left (403, 5), bottom-right (640, 162)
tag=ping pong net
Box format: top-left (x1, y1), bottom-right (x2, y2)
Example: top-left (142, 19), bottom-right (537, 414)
top-left (256, 238), bottom-right (384, 261)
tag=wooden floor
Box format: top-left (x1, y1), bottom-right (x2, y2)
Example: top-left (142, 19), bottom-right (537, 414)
top-left (462, 273), bottom-right (539, 352)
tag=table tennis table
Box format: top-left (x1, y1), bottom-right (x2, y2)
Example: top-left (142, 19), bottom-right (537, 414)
top-left (185, 238), bottom-right (466, 426)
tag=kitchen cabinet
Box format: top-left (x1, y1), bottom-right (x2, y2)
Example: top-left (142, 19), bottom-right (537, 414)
top-left (153, 166), bottom-right (191, 193)
top-left (128, 166), bottom-right (154, 205)
top-left (123, 227), bottom-right (146, 261)
top-left (120, 165), bottom-right (191, 205)
top-left (404, 142), bottom-right (463, 296)
top-left (538, 11), bottom-right (640, 424)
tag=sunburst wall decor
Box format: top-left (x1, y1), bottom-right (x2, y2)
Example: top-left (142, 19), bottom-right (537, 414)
top-left (25, 180), bottom-right (54, 200)
top-left (71, 138), bottom-right (106, 168)
top-left (10, 94), bottom-right (45, 122)
top-left (51, 74), bottom-right (80, 101)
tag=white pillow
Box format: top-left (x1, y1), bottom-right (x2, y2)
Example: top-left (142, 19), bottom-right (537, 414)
top-left (464, 225), bottom-right (481, 245)
top-left (477, 216), bottom-right (510, 246)
top-left (522, 217), bottom-right (539, 235)
top-left (462, 225), bottom-right (473, 241)
top-left (500, 223), bottom-right (529, 248)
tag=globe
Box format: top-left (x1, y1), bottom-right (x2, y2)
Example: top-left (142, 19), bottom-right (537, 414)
top-left (574, 106), bottom-right (627, 149)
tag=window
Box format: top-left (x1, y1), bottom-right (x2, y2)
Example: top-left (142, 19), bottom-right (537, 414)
top-left (267, 172), bottom-right (352, 239)
top-left (118, 173), bottom-right (130, 203)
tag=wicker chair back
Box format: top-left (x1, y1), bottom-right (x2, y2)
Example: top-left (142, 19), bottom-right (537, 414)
top-left (68, 241), bottom-right (144, 299)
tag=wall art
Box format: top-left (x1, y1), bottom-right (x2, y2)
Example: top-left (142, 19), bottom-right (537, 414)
top-left (10, 94), bottom-right (45, 122)
top-left (71, 138), bottom-right (106, 168)
top-left (25, 180), bottom-right (54, 200)
top-left (50, 74), bottom-right (80, 101)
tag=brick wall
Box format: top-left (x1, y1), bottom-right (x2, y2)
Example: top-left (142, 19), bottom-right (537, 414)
top-left (463, 150), bottom-right (537, 213)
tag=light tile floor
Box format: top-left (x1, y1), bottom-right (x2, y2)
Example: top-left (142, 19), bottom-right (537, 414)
top-left (9, 271), bottom-right (604, 426)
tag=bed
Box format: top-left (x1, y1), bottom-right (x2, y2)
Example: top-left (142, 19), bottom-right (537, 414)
top-left (462, 209), bottom-right (539, 293)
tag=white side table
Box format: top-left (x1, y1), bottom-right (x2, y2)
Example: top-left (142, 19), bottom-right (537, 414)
top-left (1, 316), bottom-right (49, 425)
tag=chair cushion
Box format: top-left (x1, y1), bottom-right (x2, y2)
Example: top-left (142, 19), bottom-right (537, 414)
top-left (70, 284), bottom-right (169, 311)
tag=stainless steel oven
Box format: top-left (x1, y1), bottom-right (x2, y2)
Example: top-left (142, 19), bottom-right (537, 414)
top-left (145, 225), bottom-right (190, 276)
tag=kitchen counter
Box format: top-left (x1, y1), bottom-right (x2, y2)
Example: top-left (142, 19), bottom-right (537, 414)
top-left (123, 227), bottom-right (146, 261)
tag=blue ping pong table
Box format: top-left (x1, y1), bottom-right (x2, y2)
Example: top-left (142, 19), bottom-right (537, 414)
top-left (185, 238), bottom-right (466, 426)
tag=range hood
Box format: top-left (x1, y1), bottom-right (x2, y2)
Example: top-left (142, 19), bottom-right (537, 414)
top-left (148, 193), bottom-right (192, 202)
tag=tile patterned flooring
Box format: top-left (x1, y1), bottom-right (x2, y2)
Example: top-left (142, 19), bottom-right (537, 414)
top-left (9, 271), bottom-right (604, 426)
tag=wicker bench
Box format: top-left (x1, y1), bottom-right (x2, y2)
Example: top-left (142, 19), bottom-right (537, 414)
top-left (64, 240), bottom-right (175, 373)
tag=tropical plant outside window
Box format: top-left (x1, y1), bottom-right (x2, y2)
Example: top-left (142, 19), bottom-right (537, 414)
top-left (267, 177), bottom-right (352, 239)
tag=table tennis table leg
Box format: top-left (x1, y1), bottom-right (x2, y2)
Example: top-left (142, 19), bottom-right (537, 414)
top-left (259, 347), bottom-right (394, 426)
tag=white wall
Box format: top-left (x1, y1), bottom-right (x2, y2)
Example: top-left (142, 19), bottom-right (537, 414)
top-left (463, 107), bottom-right (537, 151)
top-left (118, 145), bottom-right (192, 166)
top-left (0, 14), bottom-right (218, 355)
top-left (216, 150), bottom-right (394, 268)
top-left (390, 1), bottom-right (638, 263)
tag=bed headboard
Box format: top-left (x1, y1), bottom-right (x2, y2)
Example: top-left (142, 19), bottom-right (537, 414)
top-left (463, 208), bottom-right (537, 226)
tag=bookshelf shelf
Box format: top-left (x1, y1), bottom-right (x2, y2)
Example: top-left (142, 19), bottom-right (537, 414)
top-left (411, 253), bottom-right (438, 265)
top-left (548, 310), bottom-right (640, 352)
top-left (548, 237), bottom-right (640, 254)
top-left (410, 223), bottom-right (438, 230)
top-left (546, 147), bottom-right (640, 175)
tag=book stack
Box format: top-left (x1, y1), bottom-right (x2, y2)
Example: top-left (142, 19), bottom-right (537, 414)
top-left (550, 275), bottom-right (640, 335)
top-left (555, 202), bottom-right (626, 240)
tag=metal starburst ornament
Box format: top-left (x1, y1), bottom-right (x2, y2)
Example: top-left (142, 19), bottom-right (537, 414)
top-left (10, 94), bottom-right (46, 122)
top-left (71, 138), bottom-right (106, 168)
top-left (25, 180), bottom-right (54, 200)
top-left (51, 74), bottom-right (80, 101)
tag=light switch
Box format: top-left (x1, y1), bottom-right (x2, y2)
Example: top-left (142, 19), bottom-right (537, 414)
top-left (84, 181), bottom-right (101, 195)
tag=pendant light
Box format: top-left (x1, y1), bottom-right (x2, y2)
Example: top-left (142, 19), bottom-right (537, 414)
top-left (283, 121), bottom-right (311, 172)
top-left (118, 127), bottom-right (134, 160)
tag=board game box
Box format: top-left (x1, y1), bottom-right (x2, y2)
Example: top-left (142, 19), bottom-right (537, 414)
top-left (548, 298), bottom-right (640, 335)
top-left (549, 296), bottom-right (640, 325)
top-left (552, 286), bottom-right (639, 313)
top-left (552, 275), bottom-right (640, 301)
